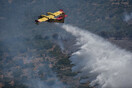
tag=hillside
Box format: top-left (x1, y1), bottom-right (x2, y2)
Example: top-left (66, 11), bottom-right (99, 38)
top-left (0, 0), bottom-right (132, 88)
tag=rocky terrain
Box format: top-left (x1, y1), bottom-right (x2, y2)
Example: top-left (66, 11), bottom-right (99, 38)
top-left (0, 0), bottom-right (132, 88)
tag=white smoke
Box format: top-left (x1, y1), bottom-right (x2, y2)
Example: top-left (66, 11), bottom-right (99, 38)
top-left (25, 78), bottom-right (67, 88)
top-left (61, 24), bottom-right (132, 88)
top-left (124, 12), bottom-right (132, 22)
top-left (57, 35), bottom-right (65, 51)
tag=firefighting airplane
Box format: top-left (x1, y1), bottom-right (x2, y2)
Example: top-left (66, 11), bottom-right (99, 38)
top-left (35, 9), bottom-right (67, 24)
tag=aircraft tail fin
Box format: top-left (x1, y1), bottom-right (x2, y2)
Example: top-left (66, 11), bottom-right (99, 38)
top-left (35, 20), bottom-right (39, 25)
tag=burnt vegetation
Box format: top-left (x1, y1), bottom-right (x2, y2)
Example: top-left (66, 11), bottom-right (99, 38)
top-left (0, 0), bottom-right (132, 88)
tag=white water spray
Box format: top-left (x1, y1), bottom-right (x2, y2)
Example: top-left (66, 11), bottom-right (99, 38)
top-left (61, 24), bottom-right (132, 88)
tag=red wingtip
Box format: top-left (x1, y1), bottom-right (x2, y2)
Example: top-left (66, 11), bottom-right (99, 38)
top-left (59, 9), bottom-right (63, 11)
top-left (59, 9), bottom-right (64, 13)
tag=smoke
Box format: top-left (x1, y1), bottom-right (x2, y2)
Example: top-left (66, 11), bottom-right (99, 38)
top-left (52, 33), bottom-right (65, 51)
top-left (61, 24), bottom-right (132, 88)
top-left (58, 35), bottom-right (65, 51)
top-left (0, 1), bottom-right (68, 88)
top-left (24, 73), bottom-right (67, 88)
top-left (124, 12), bottom-right (132, 22)
top-left (25, 78), bottom-right (66, 88)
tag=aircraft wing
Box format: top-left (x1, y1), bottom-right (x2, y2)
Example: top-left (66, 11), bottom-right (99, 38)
top-left (47, 11), bottom-right (63, 17)
top-left (38, 17), bottom-right (49, 22)
top-left (37, 15), bottom-right (56, 22)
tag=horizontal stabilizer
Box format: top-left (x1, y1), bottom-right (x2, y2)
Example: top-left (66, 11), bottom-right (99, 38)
top-left (41, 15), bottom-right (47, 17)
top-left (47, 12), bottom-right (54, 16)
top-left (38, 15), bottom-right (47, 19)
